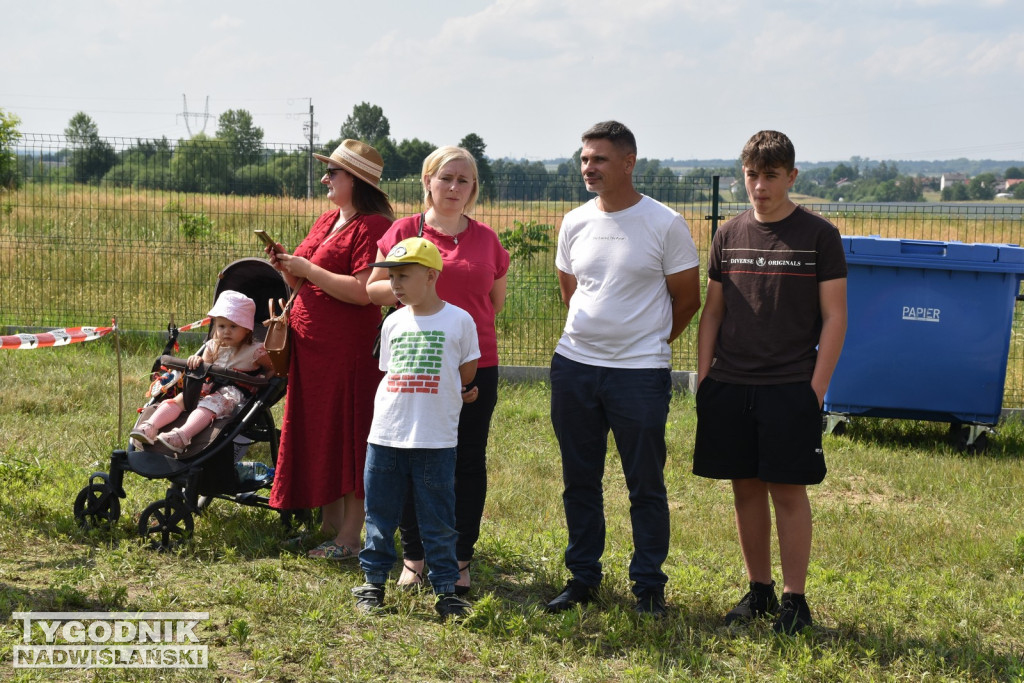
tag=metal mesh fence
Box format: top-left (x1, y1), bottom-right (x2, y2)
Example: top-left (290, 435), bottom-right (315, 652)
top-left (2, 134), bottom-right (1023, 407)
top-left (1, 135), bottom-right (716, 370)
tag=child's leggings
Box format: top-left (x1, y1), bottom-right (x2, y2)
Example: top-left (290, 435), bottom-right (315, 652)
top-left (148, 401), bottom-right (215, 440)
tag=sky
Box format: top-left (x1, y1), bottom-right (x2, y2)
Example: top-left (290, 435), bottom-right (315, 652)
top-left (2, 0), bottom-right (1023, 164)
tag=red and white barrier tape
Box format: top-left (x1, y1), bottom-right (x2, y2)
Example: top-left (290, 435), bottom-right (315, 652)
top-left (2, 317), bottom-right (209, 351)
top-left (1, 325), bottom-right (115, 350)
top-left (177, 317), bottom-right (210, 332)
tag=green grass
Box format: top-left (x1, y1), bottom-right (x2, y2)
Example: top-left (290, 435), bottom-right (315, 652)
top-left (2, 341), bottom-right (1024, 681)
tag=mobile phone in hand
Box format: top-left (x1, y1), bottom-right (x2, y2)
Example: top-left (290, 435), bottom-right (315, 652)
top-left (254, 229), bottom-right (281, 253)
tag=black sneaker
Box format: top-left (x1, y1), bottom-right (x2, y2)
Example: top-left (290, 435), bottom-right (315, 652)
top-left (724, 581), bottom-right (779, 625)
top-left (435, 593), bottom-right (472, 621)
top-left (634, 589), bottom-right (667, 618)
top-left (773, 592), bottom-right (813, 634)
top-left (352, 583), bottom-right (385, 614)
top-left (545, 579), bottom-right (596, 613)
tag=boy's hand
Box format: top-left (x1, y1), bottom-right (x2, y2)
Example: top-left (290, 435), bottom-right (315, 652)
top-left (461, 385), bottom-right (479, 404)
top-left (186, 354), bottom-right (203, 370)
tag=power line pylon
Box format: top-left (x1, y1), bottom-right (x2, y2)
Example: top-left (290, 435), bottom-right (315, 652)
top-left (178, 94), bottom-right (211, 137)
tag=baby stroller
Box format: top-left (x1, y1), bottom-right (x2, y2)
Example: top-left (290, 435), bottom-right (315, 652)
top-left (72, 258), bottom-right (298, 549)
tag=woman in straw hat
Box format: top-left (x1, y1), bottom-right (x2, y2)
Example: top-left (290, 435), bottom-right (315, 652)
top-left (367, 145), bottom-right (510, 592)
top-left (265, 139), bottom-right (395, 560)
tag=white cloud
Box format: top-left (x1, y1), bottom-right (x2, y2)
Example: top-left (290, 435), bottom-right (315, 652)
top-left (211, 14), bottom-right (244, 29)
top-left (965, 33), bottom-right (1024, 73)
top-left (3, 0), bottom-right (1023, 160)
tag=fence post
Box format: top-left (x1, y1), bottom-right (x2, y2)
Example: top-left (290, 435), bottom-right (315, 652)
top-left (707, 175), bottom-right (723, 239)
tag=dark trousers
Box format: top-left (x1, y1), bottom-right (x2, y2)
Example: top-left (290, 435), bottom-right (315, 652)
top-left (400, 365), bottom-right (498, 563)
top-left (549, 353), bottom-right (671, 596)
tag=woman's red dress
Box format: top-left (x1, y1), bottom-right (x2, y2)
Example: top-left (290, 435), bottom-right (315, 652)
top-left (269, 210), bottom-right (390, 509)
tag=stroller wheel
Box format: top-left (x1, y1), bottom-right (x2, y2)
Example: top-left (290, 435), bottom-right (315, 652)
top-left (73, 483), bottom-right (121, 529)
top-left (137, 499), bottom-right (194, 551)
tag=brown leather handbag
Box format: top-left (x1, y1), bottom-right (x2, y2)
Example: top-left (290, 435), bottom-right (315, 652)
top-left (263, 279), bottom-right (303, 377)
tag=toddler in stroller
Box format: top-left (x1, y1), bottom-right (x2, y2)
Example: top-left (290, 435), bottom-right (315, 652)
top-left (73, 258), bottom-right (296, 549)
top-left (130, 290), bottom-right (275, 455)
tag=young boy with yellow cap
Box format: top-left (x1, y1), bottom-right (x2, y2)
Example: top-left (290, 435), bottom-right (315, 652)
top-left (352, 237), bottom-right (481, 620)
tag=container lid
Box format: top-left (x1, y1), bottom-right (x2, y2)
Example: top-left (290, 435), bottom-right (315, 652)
top-left (842, 236), bottom-right (1024, 273)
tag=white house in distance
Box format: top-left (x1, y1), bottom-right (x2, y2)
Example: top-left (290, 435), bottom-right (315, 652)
top-left (940, 173), bottom-right (968, 191)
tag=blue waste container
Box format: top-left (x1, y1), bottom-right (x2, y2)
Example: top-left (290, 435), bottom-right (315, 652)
top-left (823, 236), bottom-right (1024, 450)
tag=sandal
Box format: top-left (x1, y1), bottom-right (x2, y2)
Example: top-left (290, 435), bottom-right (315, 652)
top-left (157, 428), bottom-right (190, 455)
top-left (307, 541), bottom-right (357, 560)
top-left (455, 559), bottom-right (471, 596)
top-left (129, 422), bottom-right (157, 446)
top-left (397, 561), bottom-right (424, 590)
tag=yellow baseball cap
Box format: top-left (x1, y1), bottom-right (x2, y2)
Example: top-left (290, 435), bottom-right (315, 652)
top-left (371, 237), bottom-right (444, 271)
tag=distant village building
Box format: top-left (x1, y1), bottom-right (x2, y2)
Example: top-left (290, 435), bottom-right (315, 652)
top-left (940, 173), bottom-right (968, 191)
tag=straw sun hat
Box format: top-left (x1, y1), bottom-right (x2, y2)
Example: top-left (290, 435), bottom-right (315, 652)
top-left (312, 139), bottom-right (387, 196)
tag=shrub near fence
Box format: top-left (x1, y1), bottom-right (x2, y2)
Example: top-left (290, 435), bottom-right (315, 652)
top-left (2, 134), bottom-right (1024, 408)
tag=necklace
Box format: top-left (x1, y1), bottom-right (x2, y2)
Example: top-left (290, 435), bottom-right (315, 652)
top-left (429, 215), bottom-right (464, 244)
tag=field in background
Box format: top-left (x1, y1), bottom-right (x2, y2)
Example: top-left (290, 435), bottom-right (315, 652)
top-left (4, 182), bottom-right (1024, 407)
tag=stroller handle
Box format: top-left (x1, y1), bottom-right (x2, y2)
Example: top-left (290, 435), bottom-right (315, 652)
top-left (159, 355), bottom-right (270, 387)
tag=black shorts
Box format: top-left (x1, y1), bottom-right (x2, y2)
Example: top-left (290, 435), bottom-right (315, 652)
top-left (692, 378), bottom-right (826, 485)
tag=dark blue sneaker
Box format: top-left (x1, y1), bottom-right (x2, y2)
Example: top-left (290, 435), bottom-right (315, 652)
top-left (352, 583), bottom-right (385, 614)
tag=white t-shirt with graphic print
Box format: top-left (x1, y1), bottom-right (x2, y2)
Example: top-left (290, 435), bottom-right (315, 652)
top-left (368, 302), bottom-right (481, 449)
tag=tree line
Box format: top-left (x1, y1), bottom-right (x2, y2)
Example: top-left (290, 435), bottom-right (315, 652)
top-left (788, 159), bottom-right (1024, 202)
top-left (3, 103), bottom-right (1022, 202)
top-left (0, 104), bottom-right (715, 204)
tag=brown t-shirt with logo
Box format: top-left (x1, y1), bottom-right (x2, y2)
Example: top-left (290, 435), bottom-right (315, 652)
top-left (707, 205), bottom-right (847, 384)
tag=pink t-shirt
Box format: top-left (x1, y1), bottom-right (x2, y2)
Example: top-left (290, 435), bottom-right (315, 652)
top-left (378, 215), bottom-right (510, 368)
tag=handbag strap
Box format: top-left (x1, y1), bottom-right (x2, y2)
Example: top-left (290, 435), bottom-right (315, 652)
top-left (279, 278), bottom-right (304, 315)
top-left (266, 277), bottom-right (304, 323)
top-left (273, 211), bottom-right (360, 317)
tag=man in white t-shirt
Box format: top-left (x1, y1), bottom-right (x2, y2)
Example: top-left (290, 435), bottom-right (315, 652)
top-left (546, 121), bottom-right (701, 617)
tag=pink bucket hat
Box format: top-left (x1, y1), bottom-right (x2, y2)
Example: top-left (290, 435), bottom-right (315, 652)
top-left (207, 290), bottom-right (256, 331)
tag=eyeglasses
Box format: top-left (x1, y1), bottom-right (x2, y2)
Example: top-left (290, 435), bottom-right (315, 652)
top-left (324, 167), bottom-right (346, 178)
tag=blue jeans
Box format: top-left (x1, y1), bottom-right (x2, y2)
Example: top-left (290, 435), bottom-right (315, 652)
top-left (549, 353), bottom-right (672, 596)
top-left (360, 444), bottom-right (458, 594)
top-left (400, 365), bottom-right (499, 563)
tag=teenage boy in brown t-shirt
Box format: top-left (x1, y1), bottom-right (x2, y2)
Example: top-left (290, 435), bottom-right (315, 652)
top-left (692, 130), bottom-right (848, 634)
